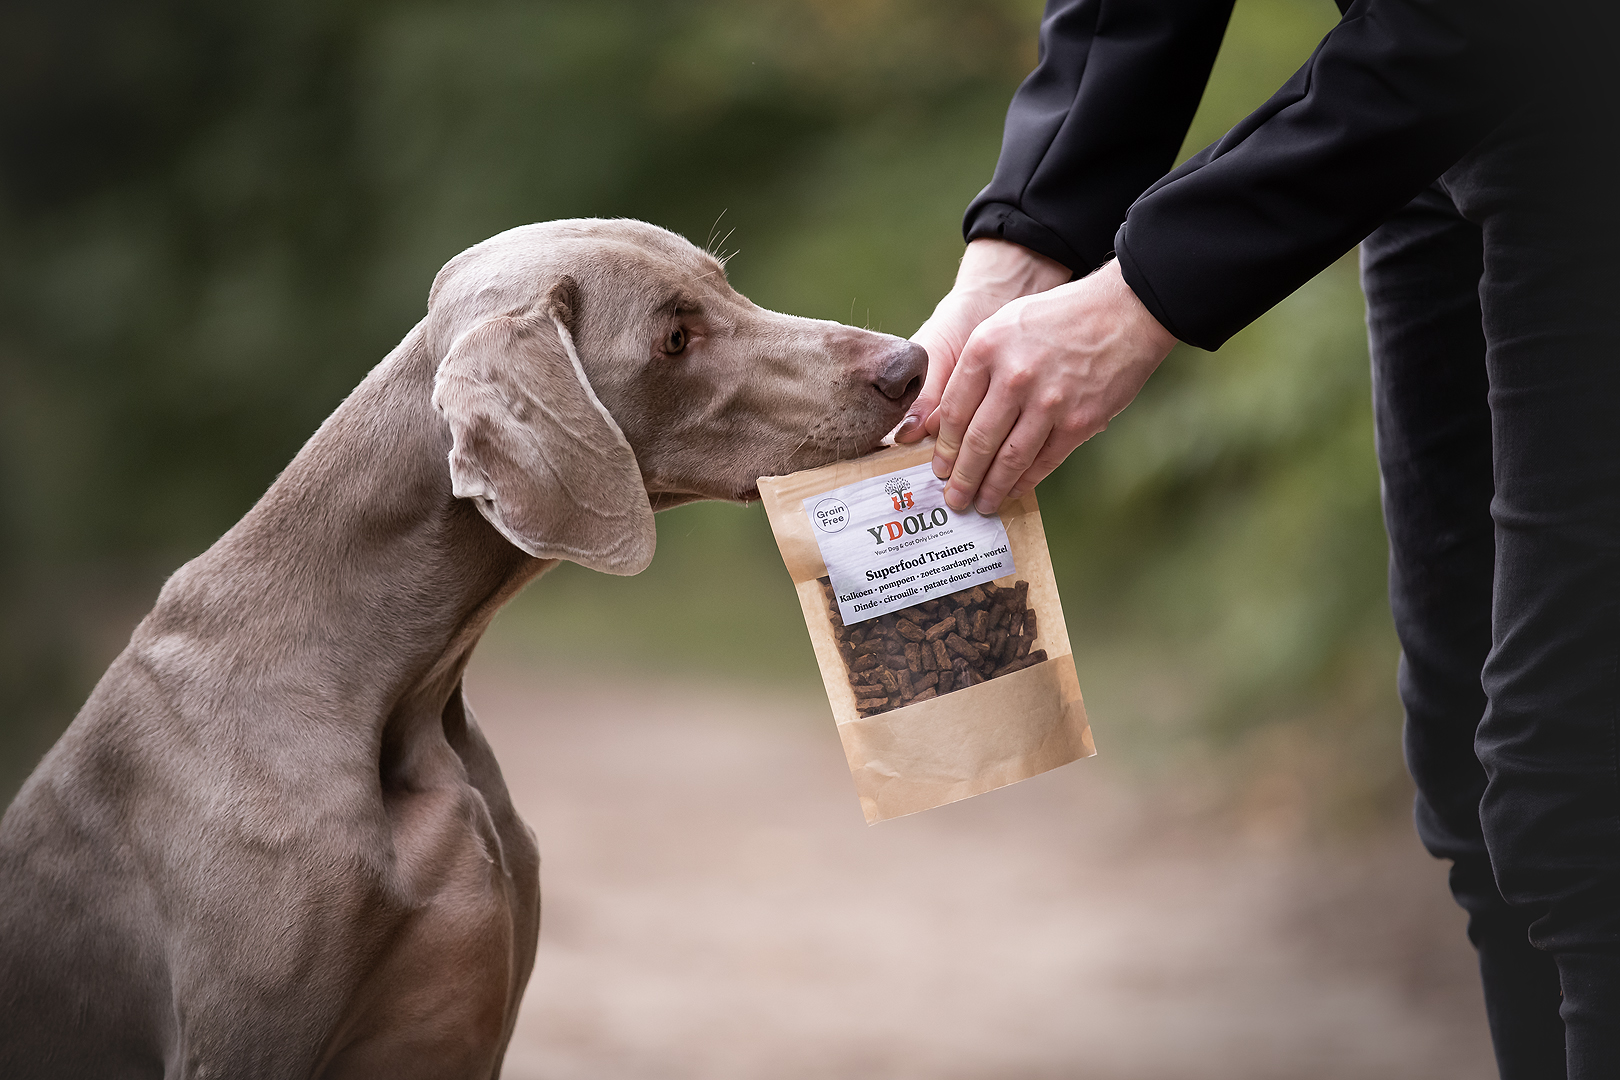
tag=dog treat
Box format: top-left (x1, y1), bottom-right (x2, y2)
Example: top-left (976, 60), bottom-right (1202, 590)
top-left (817, 575), bottom-right (1049, 717)
top-left (758, 437), bottom-right (1092, 823)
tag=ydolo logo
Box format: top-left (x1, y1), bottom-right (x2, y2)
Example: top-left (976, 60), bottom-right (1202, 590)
top-left (884, 476), bottom-right (914, 511)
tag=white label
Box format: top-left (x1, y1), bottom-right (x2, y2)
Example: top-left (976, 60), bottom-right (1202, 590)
top-left (803, 461), bottom-right (1015, 626)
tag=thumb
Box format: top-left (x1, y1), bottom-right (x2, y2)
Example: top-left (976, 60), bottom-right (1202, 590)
top-left (898, 285), bottom-right (1014, 443)
top-left (895, 320), bottom-right (957, 443)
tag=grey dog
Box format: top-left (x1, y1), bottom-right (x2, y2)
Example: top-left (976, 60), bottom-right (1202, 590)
top-left (0, 219), bottom-right (926, 1079)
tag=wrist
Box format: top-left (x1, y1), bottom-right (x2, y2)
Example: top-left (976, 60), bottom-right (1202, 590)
top-left (954, 239), bottom-right (1070, 305)
top-left (1096, 259), bottom-right (1176, 358)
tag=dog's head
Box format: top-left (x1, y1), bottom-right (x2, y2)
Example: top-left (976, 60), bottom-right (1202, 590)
top-left (427, 219), bottom-right (926, 575)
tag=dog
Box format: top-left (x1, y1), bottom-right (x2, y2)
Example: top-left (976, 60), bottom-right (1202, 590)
top-left (0, 218), bottom-right (926, 1078)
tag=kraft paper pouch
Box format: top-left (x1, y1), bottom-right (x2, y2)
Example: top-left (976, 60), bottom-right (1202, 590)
top-left (758, 437), bottom-right (1093, 823)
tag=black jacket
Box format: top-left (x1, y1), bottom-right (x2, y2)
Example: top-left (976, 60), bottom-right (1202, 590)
top-left (962, 0), bottom-right (1526, 350)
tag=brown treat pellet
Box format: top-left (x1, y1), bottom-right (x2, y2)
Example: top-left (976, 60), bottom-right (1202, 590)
top-left (896, 619), bottom-right (925, 642)
top-left (992, 651), bottom-right (1045, 680)
top-left (990, 658), bottom-right (1025, 679)
top-left (945, 633), bottom-right (978, 661)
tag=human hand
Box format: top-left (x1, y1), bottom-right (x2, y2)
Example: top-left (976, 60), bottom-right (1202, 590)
top-left (930, 259), bottom-right (1177, 514)
top-left (896, 239), bottom-right (1070, 443)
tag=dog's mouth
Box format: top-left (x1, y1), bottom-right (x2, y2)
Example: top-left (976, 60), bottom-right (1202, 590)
top-left (749, 429), bottom-right (895, 497)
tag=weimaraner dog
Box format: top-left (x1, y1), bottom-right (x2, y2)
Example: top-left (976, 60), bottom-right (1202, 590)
top-left (0, 219), bottom-right (925, 1079)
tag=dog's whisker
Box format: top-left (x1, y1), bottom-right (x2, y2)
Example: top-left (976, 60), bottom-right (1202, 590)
top-left (788, 426), bottom-right (816, 463)
top-left (705, 209), bottom-right (729, 254)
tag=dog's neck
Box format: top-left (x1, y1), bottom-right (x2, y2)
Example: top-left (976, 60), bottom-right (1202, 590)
top-left (134, 320), bottom-right (550, 746)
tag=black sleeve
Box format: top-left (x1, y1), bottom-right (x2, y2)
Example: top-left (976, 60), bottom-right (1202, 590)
top-left (1114, 0), bottom-right (1518, 350)
top-left (963, 0), bottom-right (1237, 277)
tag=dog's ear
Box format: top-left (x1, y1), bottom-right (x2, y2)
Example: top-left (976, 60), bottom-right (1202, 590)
top-left (432, 279), bottom-right (655, 575)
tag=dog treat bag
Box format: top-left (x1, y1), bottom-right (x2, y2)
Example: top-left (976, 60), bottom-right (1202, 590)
top-left (758, 437), bottom-right (1093, 823)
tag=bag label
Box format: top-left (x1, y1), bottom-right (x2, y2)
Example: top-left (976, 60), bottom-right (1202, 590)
top-left (803, 461), bottom-right (1015, 625)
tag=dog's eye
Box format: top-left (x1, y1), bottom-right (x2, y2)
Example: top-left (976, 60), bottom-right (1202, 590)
top-left (663, 327), bottom-right (688, 356)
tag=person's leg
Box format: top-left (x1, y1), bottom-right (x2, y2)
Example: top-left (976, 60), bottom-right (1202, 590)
top-left (1362, 184), bottom-right (1566, 1079)
top-left (1450, 85), bottom-right (1620, 1077)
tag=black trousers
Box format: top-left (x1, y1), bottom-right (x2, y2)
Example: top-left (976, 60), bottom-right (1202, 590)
top-left (1362, 93), bottom-right (1620, 1078)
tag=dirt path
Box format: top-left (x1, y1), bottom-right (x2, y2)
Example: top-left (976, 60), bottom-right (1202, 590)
top-left (466, 660), bottom-right (1494, 1080)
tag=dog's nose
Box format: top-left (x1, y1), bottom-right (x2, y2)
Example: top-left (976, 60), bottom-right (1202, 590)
top-left (872, 341), bottom-right (929, 403)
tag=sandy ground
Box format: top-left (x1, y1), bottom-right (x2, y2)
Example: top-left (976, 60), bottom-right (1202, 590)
top-left (465, 660), bottom-right (1496, 1080)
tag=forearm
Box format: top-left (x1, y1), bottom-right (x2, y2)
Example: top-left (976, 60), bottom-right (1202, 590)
top-left (1116, 0), bottom-right (1522, 350)
top-left (964, 0), bottom-right (1236, 274)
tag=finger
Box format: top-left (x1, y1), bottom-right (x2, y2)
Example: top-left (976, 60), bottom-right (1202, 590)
top-left (941, 380), bottom-right (1022, 512)
top-left (1006, 433), bottom-right (1081, 501)
top-left (971, 412), bottom-right (1055, 515)
top-left (931, 336), bottom-right (995, 484)
top-left (896, 321), bottom-right (958, 443)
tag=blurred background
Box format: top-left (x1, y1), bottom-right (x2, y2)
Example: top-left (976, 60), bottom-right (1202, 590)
top-left (0, 0), bottom-right (1492, 1074)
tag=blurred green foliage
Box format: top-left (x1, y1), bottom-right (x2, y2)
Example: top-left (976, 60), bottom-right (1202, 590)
top-left (1, 0), bottom-right (1400, 813)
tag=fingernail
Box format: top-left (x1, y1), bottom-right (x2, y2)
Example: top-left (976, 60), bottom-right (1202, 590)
top-left (945, 486), bottom-right (969, 511)
top-left (895, 414), bottom-right (920, 440)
